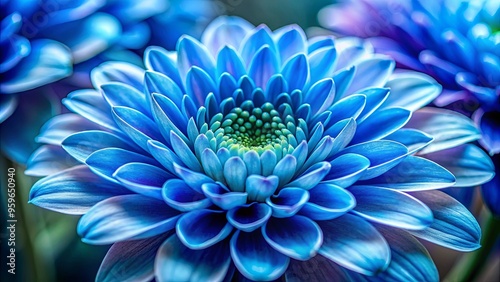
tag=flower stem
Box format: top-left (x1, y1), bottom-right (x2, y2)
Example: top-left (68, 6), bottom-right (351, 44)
top-left (444, 211), bottom-right (500, 282)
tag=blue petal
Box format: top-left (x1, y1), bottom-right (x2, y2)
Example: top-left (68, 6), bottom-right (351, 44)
top-left (327, 94), bottom-right (366, 125)
top-left (201, 16), bottom-right (254, 56)
top-left (299, 183), bottom-right (355, 220)
top-left (332, 66), bottom-right (355, 100)
top-left (224, 157), bottom-right (247, 192)
top-left (336, 140), bottom-right (408, 180)
top-left (246, 175), bottom-right (279, 202)
top-left (273, 155), bottom-right (297, 187)
top-left (305, 78), bottom-right (336, 116)
top-left (249, 45), bottom-right (279, 89)
top-left (177, 35), bottom-right (216, 81)
top-left (371, 224), bottom-right (439, 282)
top-left (201, 148), bottom-right (225, 182)
top-left (355, 88), bottom-right (390, 123)
top-left (186, 66), bottom-right (218, 106)
top-left (266, 74), bottom-right (288, 102)
top-left (144, 46), bottom-right (183, 91)
top-left (382, 72), bottom-right (441, 112)
top-left (63, 90), bottom-right (118, 132)
top-left (287, 162), bottom-right (331, 190)
top-left (352, 107), bottom-right (411, 144)
top-left (243, 151), bottom-right (261, 175)
top-left (326, 118), bottom-right (357, 157)
top-left (361, 156), bottom-right (456, 190)
top-left (114, 163), bottom-right (172, 199)
top-left (384, 129), bottom-right (433, 154)
top-left (266, 188), bottom-right (309, 218)
top-left (285, 254), bottom-right (351, 281)
top-left (162, 179), bottom-right (212, 212)
top-left (86, 148), bottom-right (158, 183)
top-left (156, 235), bottom-right (231, 282)
top-left (276, 25), bottom-right (307, 63)
top-left (481, 156), bottom-right (500, 216)
top-left (92, 61), bottom-right (144, 90)
top-left (1, 40), bottom-right (72, 93)
top-left (323, 153), bottom-right (370, 187)
top-left (477, 110), bottom-right (500, 155)
top-left (262, 216), bottom-right (323, 260)
top-left (216, 46), bottom-right (247, 80)
top-left (281, 53), bottom-right (309, 91)
top-left (176, 209), bottom-right (233, 249)
top-left (145, 71), bottom-right (183, 108)
top-left (101, 83), bottom-right (148, 114)
top-left (202, 183), bottom-right (247, 210)
top-left (151, 93), bottom-right (190, 145)
top-left (409, 190), bottom-right (481, 251)
top-left (147, 140), bottom-right (184, 175)
top-left (307, 36), bottom-right (335, 53)
top-left (230, 230), bottom-right (290, 281)
top-left (239, 25), bottom-right (276, 66)
top-left (26, 145), bottom-right (80, 177)
top-left (405, 108), bottom-right (481, 154)
top-left (112, 106), bottom-right (164, 152)
top-left (261, 150), bottom-right (278, 176)
top-left (0, 95), bottom-right (17, 123)
top-left (170, 131), bottom-right (202, 172)
top-left (29, 166), bottom-right (128, 215)
top-left (227, 203), bottom-right (272, 232)
top-left (62, 130), bottom-right (136, 163)
top-left (97, 232), bottom-right (172, 282)
top-left (36, 114), bottom-right (98, 145)
top-left (344, 56), bottom-right (395, 96)
top-left (348, 185), bottom-right (433, 230)
top-left (318, 214), bottom-right (391, 275)
top-left (173, 163), bottom-right (214, 193)
top-left (423, 144), bottom-right (495, 187)
top-left (308, 46), bottom-right (337, 82)
top-left (77, 194), bottom-right (180, 244)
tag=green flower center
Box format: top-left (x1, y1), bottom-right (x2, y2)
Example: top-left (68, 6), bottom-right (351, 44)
top-left (214, 101), bottom-right (295, 156)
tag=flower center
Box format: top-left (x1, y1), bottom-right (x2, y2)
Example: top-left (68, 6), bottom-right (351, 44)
top-left (213, 101), bottom-right (295, 156)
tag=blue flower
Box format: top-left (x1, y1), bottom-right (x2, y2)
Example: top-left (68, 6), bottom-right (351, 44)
top-left (0, 0), bottom-right (217, 164)
top-left (27, 16), bottom-right (494, 281)
top-left (320, 0), bottom-right (500, 216)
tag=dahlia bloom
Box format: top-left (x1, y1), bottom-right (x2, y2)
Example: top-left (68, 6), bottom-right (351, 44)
top-left (0, 0), bottom-right (217, 164)
top-left (320, 0), bottom-right (500, 215)
top-left (27, 16), bottom-right (494, 281)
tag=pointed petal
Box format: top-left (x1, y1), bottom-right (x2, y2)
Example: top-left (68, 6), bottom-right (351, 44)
top-left (382, 71), bottom-right (441, 112)
top-left (26, 145), bottom-right (80, 177)
top-left (409, 190), bottom-right (481, 251)
top-left (348, 186), bottom-right (433, 230)
top-left (361, 156), bottom-right (456, 190)
top-left (114, 163), bottom-right (171, 199)
top-left (424, 144), bottom-right (495, 187)
top-left (77, 194), bottom-right (181, 244)
top-left (29, 166), bottom-right (128, 215)
top-left (318, 214), bottom-right (391, 275)
top-left (384, 129), bottom-right (433, 154)
top-left (324, 153), bottom-right (370, 187)
top-left (352, 107), bottom-right (411, 144)
top-left (97, 232), bottom-right (172, 282)
top-left (406, 108), bottom-right (481, 154)
top-left (286, 162), bottom-right (331, 190)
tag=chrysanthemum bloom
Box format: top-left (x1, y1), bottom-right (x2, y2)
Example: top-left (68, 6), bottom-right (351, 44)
top-left (319, 0), bottom-right (500, 215)
top-left (27, 16), bottom-right (495, 281)
top-left (0, 0), bottom-right (217, 164)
